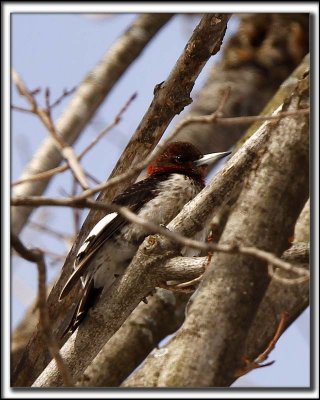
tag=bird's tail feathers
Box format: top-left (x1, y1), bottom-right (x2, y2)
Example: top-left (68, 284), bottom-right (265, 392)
top-left (61, 278), bottom-right (102, 338)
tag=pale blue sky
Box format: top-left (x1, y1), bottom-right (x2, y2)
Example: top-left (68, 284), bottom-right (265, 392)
top-left (11, 13), bottom-right (310, 388)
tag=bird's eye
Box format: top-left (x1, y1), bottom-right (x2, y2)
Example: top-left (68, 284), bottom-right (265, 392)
top-left (175, 155), bottom-right (184, 163)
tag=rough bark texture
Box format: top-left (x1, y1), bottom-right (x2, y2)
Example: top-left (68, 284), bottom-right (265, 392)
top-left (243, 200), bottom-right (310, 362)
top-left (175, 13), bottom-right (309, 153)
top-left (11, 14), bottom-right (173, 237)
top-left (123, 72), bottom-right (309, 387)
top-left (293, 199), bottom-right (310, 243)
top-left (12, 14), bottom-right (310, 389)
top-left (76, 289), bottom-right (188, 387)
top-left (236, 53), bottom-right (310, 150)
top-left (31, 104), bottom-right (275, 387)
top-left (67, 20), bottom-right (311, 386)
top-left (12, 14), bottom-right (229, 387)
top-left (12, 19), bottom-right (309, 383)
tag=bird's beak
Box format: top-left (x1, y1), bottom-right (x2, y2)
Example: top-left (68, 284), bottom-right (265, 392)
top-left (194, 150), bottom-right (232, 166)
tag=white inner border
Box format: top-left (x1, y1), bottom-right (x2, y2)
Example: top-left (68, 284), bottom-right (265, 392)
top-left (4, 2), bottom-right (319, 399)
top-left (2, 2), bottom-right (320, 13)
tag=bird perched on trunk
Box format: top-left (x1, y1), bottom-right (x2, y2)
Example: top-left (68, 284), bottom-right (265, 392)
top-left (59, 142), bottom-right (231, 335)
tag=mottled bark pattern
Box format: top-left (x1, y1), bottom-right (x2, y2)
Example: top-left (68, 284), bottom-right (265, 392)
top-left (13, 14), bottom-right (229, 387)
top-left (176, 14), bottom-right (309, 153)
top-left (124, 71), bottom-right (309, 388)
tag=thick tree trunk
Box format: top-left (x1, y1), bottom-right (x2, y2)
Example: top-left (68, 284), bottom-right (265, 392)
top-left (176, 13), bottom-right (309, 152)
top-left (123, 70), bottom-right (309, 388)
top-left (12, 14), bottom-right (229, 387)
top-left (11, 14), bottom-right (310, 389)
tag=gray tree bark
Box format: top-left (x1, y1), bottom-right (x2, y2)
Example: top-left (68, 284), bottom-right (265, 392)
top-left (11, 14), bottom-right (310, 389)
top-left (123, 69), bottom-right (309, 387)
top-left (12, 14), bottom-right (229, 387)
top-left (175, 13), bottom-right (309, 153)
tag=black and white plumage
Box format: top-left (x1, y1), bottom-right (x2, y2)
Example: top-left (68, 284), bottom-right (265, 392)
top-left (59, 142), bottom-right (231, 335)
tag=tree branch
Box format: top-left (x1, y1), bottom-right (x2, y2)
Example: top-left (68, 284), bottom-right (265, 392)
top-left (12, 92), bottom-right (137, 187)
top-left (11, 234), bottom-right (73, 387)
top-left (122, 71), bottom-right (309, 388)
top-left (30, 77), bottom-right (303, 387)
top-left (75, 288), bottom-right (187, 387)
top-left (175, 13), bottom-right (309, 153)
top-left (241, 199), bottom-right (310, 368)
top-left (12, 13), bottom-right (310, 388)
top-left (11, 193), bottom-right (309, 282)
top-left (12, 69), bottom-right (90, 191)
top-left (12, 13), bottom-right (230, 387)
top-left (11, 13), bottom-right (173, 236)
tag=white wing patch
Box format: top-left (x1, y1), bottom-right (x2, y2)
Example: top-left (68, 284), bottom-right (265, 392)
top-left (76, 212), bottom-right (118, 266)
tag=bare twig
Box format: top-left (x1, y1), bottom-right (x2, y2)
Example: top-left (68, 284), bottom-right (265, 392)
top-left (12, 69), bottom-right (89, 190)
top-left (11, 104), bottom-right (34, 114)
top-left (11, 86), bottom-right (77, 113)
top-left (42, 249), bottom-right (67, 263)
top-left (12, 107), bottom-right (309, 207)
top-left (10, 234), bottom-right (74, 386)
top-left (12, 71), bottom-right (37, 110)
top-left (121, 69), bottom-right (310, 389)
top-left (11, 15), bottom-right (174, 242)
top-left (255, 312), bottom-right (289, 364)
top-left (84, 170), bottom-right (101, 185)
top-left (31, 74), bottom-right (310, 386)
top-left (11, 93), bottom-right (137, 187)
top-left (49, 87), bottom-right (77, 110)
top-left (11, 195), bottom-right (309, 281)
top-left (76, 239), bottom-right (308, 387)
top-left (213, 108), bottom-right (309, 126)
top-left (80, 92), bottom-right (137, 157)
top-left (16, 107), bottom-right (309, 210)
top-left (160, 85), bottom-right (231, 145)
top-left (89, 87), bottom-right (230, 194)
top-left (11, 15), bottom-right (181, 388)
top-left (12, 13), bottom-right (230, 195)
top-left (71, 176), bottom-right (81, 236)
top-left (267, 264), bottom-right (309, 285)
top-left (235, 312), bottom-right (289, 377)
top-left (29, 221), bottom-right (73, 243)
top-left (12, 100), bottom-right (309, 284)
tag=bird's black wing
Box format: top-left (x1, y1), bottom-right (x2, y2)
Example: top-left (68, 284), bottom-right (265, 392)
top-left (59, 174), bottom-right (167, 300)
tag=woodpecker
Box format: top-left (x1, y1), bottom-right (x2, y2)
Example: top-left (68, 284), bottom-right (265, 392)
top-left (59, 142), bottom-right (231, 335)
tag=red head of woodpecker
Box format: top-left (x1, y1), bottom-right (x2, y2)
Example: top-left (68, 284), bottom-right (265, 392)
top-left (147, 142), bottom-right (230, 186)
top-left (59, 142), bottom-right (231, 335)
